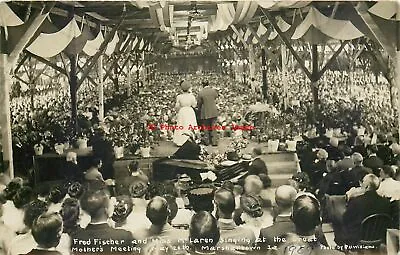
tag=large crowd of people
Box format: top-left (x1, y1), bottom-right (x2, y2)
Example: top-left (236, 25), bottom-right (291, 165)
top-left (2, 65), bottom-right (399, 254)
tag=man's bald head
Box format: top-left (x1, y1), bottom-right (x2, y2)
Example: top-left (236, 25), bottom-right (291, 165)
top-left (275, 185), bottom-right (297, 210)
top-left (146, 196), bottom-right (169, 226)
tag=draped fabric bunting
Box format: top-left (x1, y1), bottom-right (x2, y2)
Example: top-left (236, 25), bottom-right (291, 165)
top-left (292, 7), bottom-right (364, 41)
top-left (119, 34), bottom-right (130, 51)
top-left (149, 4), bottom-right (166, 31)
top-left (64, 24), bottom-right (94, 55)
top-left (131, 36), bottom-right (139, 50)
top-left (233, 1), bottom-right (259, 24)
top-left (243, 27), bottom-right (252, 43)
top-left (83, 30), bottom-right (104, 56)
top-left (268, 16), bottom-right (290, 40)
top-left (163, 4), bottom-right (174, 27)
top-left (105, 32), bottom-right (119, 56)
top-left (257, 1), bottom-right (310, 10)
top-left (138, 38), bottom-right (145, 51)
top-left (236, 28), bottom-right (244, 43)
top-left (26, 18), bottom-right (81, 58)
top-left (252, 22), bottom-right (268, 44)
top-left (0, 2), bottom-right (23, 26)
top-left (209, 3), bottom-right (235, 32)
top-left (368, 1), bottom-right (400, 21)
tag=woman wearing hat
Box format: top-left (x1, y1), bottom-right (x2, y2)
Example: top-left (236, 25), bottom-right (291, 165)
top-left (173, 80), bottom-right (199, 146)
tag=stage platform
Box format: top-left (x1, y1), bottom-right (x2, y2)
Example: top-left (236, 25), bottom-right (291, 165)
top-left (33, 138), bottom-right (299, 189)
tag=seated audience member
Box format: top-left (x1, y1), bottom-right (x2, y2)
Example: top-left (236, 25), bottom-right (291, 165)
top-left (111, 195), bottom-right (134, 229)
top-left (214, 188), bottom-right (256, 252)
top-left (308, 149), bottom-right (328, 188)
top-left (363, 145), bottom-right (384, 176)
top-left (248, 148), bottom-right (268, 176)
top-left (135, 196), bottom-right (187, 246)
top-left (341, 153), bottom-right (372, 191)
top-left (3, 184), bottom-right (35, 233)
top-left (240, 194), bottom-right (271, 238)
top-left (189, 211), bottom-right (220, 254)
top-left (126, 181), bottom-right (151, 232)
top-left (8, 199), bottom-right (48, 255)
top-left (258, 173), bottom-right (274, 208)
top-left (71, 189), bottom-right (134, 253)
top-left (47, 186), bottom-right (67, 213)
top-left (243, 175), bottom-right (263, 196)
top-left (60, 152), bottom-right (82, 182)
top-left (26, 213), bottom-right (64, 255)
top-left (84, 158), bottom-right (104, 182)
top-left (291, 195), bottom-right (342, 254)
top-left (325, 137), bottom-right (343, 161)
top-left (60, 198), bottom-right (82, 236)
top-left (339, 174), bottom-right (391, 245)
top-left (259, 185), bottom-right (297, 249)
top-left (0, 202), bottom-right (16, 255)
top-left (317, 160), bottom-right (345, 197)
top-left (116, 161), bottom-right (149, 196)
top-left (389, 143), bottom-right (400, 166)
top-left (288, 172), bottom-right (312, 194)
top-left (377, 165), bottom-right (400, 201)
top-left (336, 146), bottom-right (354, 172)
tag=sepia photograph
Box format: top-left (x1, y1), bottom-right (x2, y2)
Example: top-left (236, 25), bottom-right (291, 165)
top-left (0, 0), bottom-right (399, 254)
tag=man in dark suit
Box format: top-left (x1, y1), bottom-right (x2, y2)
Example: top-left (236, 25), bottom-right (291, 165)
top-left (363, 145), bottom-right (384, 176)
top-left (325, 137), bottom-right (343, 161)
top-left (336, 146), bottom-right (354, 172)
top-left (71, 189), bottom-right (135, 254)
top-left (341, 153), bottom-right (372, 191)
top-left (338, 174), bottom-right (391, 245)
top-left (197, 80), bottom-right (218, 146)
top-left (214, 188), bottom-right (256, 252)
top-left (259, 185), bottom-right (297, 249)
top-left (248, 147), bottom-right (268, 176)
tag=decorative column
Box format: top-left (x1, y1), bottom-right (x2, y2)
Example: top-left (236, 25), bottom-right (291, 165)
top-left (281, 44), bottom-right (288, 110)
top-left (249, 44), bottom-right (256, 79)
top-left (261, 48), bottom-right (268, 101)
top-left (98, 55), bottom-right (104, 122)
top-left (68, 54), bottom-right (78, 134)
top-left (0, 53), bottom-right (14, 178)
top-left (311, 44), bottom-right (319, 121)
top-left (396, 5), bottom-right (400, 139)
top-left (127, 56), bottom-right (131, 96)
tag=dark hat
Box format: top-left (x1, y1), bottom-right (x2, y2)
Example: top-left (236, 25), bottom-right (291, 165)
top-left (112, 195), bottom-right (133, 223)
top-left (188, 187), bottom-right (215, 212)
top-left (129, 181), bottom-right (148, 198)
top-left (240, 194), bottom-right (263, 218)
top-left (227, 151), bottom-right (239, 161)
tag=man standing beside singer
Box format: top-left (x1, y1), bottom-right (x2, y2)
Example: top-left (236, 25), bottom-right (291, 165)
top-left (197, 80), bottom-right (219, 146)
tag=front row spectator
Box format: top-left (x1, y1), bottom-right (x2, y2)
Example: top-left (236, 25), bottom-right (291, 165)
top-left (27, 213), bottom-right (63, 255)
top-left (71, 189), bottom-right (134, 253)
top-left (339, 174), bottom-right (391, 245)
top-left (189, 211), bottom-right (220, 254)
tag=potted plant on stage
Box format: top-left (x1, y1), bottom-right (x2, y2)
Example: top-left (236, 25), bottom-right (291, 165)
top-left (113, 138), bottom-right (125, 159)
top-left (140, 141), bottom-right (151, 158)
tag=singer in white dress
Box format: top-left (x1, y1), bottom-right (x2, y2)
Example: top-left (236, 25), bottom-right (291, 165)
top-left (173, 81), bottom-right (198, 146)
